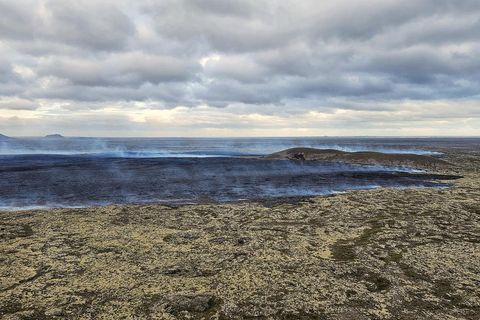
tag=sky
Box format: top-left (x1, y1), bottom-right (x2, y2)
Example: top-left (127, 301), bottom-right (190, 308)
top-left (0, 0), bottom-right (480, 137)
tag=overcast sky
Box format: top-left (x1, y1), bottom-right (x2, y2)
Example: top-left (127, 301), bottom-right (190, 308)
top-left (1, 0), bottom-right (479, 137)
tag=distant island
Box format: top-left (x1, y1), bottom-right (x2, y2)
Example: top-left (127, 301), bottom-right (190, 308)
top-left (44, 134), bottom-right (65, 139)
top-left (0, 133), bottom-right (12, 140)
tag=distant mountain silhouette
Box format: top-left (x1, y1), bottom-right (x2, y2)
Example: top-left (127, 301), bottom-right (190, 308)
top-left (44, 134), bottom-right (65, 139)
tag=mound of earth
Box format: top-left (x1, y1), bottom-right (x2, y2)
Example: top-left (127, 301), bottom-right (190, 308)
top-left (265, 147), bottom-right (451, 170)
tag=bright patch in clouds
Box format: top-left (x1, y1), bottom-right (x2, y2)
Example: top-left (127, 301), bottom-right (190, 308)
top-left (199, 54), bottom-right (221, 67)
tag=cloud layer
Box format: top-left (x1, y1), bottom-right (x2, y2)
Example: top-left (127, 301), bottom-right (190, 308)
top-left (1, 0), bottom-right (479, 136)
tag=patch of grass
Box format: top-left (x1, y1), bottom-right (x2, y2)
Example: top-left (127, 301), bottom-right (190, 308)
top-left (386, 251), bottom-right (403, 263)
top-left (0, 299), bottom-right (22, 316)
top-left (331, 240), bottom-right (356, 261)
top-left (356, 220), bottom-right (384, 245)
top-left (0, 223), bottom-right (34, 240)
top-left (398, 263), bottom-right (430, 282)
top-left (331, 218), bottom-right (385, 261)
top-left (433, 279), bottom-right (463, 305)
top-left (19, 310), bottom-right (48, 320)
top-left (365, 274), bottom-right (391, 292)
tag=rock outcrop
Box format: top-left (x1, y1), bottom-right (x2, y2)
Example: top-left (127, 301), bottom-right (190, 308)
top-left (265, 147), bottom-right (452, 171)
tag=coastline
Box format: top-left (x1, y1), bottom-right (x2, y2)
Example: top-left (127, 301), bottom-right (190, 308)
top-left (1, 151), bottom-right (479, 319)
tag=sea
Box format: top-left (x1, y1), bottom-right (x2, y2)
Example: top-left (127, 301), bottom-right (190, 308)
top-left (0, 137), bottom-right (476, 209)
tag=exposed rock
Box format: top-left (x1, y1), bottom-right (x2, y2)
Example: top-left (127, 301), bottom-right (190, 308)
top-left (293, 153), bottom-right (306, 161)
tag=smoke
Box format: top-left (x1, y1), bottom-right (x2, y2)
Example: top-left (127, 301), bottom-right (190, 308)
top-left (1, 137), bottom-right (464, 209)
top-left (0, 155), bottom-right (454, 209)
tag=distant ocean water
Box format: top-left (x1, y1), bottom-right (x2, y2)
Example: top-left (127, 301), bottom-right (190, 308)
top-left (0, 136), bottom-right (462, 157)
top-left (0, 137), bottom-right (474, 209)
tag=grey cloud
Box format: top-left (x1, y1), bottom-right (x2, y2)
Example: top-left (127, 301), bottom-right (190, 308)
top-left (194, 73), bottom-right (393, 108)
top-left (37, 53), bottom-right (200, 87)
top-left (182, 0), bottom-right (257, 18)
top-left (26, 81), bottom-right (192, 105)
top-left (0, 98), bottom-right (38, 110)
top-left (43, 0), bottom-right (135, 50)
top-left (0, 0), bottom-right (480, 134)
top-left (147, 0), bottom-right (295, 53)
top-left (148, 0), bottom-right (480, 52)
top-left (204, 56), bottom-right (268, 82)
top-left (373, 13), bottom-right (480, 48)
top-left (0, 0), bottom-right (135, 51)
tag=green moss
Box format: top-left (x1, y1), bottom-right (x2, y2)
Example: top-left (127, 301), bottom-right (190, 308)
top-left (331, 241), bottom-right (356, 261)
top-left (386, 251), bottom-right (403, 263)
top-left (365, 274), bottom-right (391, 292)
top-left (399, 263), bottom-right (430, 282)
top-left (331, 219), bottom-right (385, 261)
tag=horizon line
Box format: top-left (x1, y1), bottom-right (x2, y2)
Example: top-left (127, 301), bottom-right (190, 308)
top-left (3, 135), bottom-right (480, 139)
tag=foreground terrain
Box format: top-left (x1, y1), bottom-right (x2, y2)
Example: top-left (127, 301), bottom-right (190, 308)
top-left (1, 150), bottom-right (479, 319)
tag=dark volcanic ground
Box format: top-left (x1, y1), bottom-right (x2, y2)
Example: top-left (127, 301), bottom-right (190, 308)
top-left (0, 155), bottom-right (459, 208)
